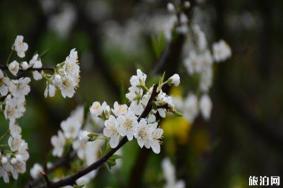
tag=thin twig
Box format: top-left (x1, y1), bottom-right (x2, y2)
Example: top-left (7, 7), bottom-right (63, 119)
top-left (0, 64), bottom-right (54, 72)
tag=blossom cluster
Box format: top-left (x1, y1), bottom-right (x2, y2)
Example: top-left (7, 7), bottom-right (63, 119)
top-left (0, 124), bottom-right (29, 183)
top-left (90, 69), bottom-right (180, 154)
top-left (183, 26), bottom-right (231, 92)
top-left (29, 70), bottom-right (180, 187)
top-left (2, 35), bottom-right (80, 124)
top-left (162, 1), bottom-right (232, 123)
top-left (31, 106), bottom-right (104, 186)
top-left (0, 35), bottom-right (80, 183)
top-left (44, 48), bottom-right (80, 98)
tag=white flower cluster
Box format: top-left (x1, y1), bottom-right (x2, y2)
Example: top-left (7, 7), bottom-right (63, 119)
top-left (0, 124), bottom-right (29, 183)
top-left (179, 24), bottom-right (230, 122)
top-left (0, 35), bottom-right (80, 183)
top-left (156, 3), bottom-right (232, 123)
top-left (212, 40), bottom-right (232, 62)
top-left (162, 158), bottom-right (185, 188)
top-left (184, 25), bottom-right (231, 93)
top-left (44, 49), bottom-right (80, 98)
top-left (13, 35), bottom-right (28, 58)
top-left (147, 2), bottom-right (229, 124)
top-left (8, 35), bottom-right (80, 99)
top-left (90, 69), bottom-right (180, 154)
top-left (51, 106), bottom-right (85, 157)
top-left (31, 107), bottom-right (106, 185)
top-left (1, 35), bottom-right (80, 126)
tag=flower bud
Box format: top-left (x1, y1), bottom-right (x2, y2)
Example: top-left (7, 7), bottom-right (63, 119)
top-left (21, 61), bottom-right (29, 70)
top-left (167, 3), bottom-right (175, 13)
top-left (11, 158), bottom-right (17, 165)
top-left (8, 60), bottom-right (20, 76)
top-left (168, 74), bottom-right (180, 86)
top-left (184, 1), bottom-right (191, 8)
top-left (1, 157), bottom-right (8, 164)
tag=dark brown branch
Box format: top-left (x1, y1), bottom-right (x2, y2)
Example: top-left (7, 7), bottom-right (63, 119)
top-left (0, 64), bottom-right (54, 72)
top-left (26, 151), bottom-right (76, 188)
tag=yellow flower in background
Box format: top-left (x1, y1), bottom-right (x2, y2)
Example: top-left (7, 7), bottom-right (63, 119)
top-left (170, 86), bottom-right (182, 97)
top-left (191, 129), bottom-right (210, 155)
top-left (162, 116), bottom-right (191, 145)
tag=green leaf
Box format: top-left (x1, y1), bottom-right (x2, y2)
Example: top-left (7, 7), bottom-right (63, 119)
top-left (88, 132), bottom-right (100, 141)
top-left (105, 154), bottom-right (121, 170)
top-left (151, 33), bottom-right (166, 58)
top-left (157, 72), bottom-right (166, 91)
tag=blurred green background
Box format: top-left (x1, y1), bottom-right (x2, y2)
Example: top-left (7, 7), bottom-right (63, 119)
top-left (0, 0), bottom-right (283, 187)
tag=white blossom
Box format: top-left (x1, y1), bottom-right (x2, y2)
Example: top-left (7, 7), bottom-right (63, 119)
top-left (129, 69), bottom-right (147, 87)
top-left (156, 91), bottom-right (174, 108)
top-left (180, 13), bottom-right (188, 25)
top-left (168, 74), bottom-right (180, 86)
top-left (8, 61), bottom-right (20, 76)
top-left (32, 71), bottom-right (43, 80)
top-left (90, 101), bottom-right (103, 117)
top-left (44, 83), bottom-right (56, 97)
top-left (0, 71), bottom-right (9, 96)
top-left (29, 54), bottom-right (42, 68)
top-left (90, 101), bottom-right (110, 119)
top-left (184, 1), bottom-right (191, 8)
top-left (8, 77), bottom-right (31, 97)
top-left (167, 3), bottom-right (175, 13)
top-left (134, 118), bottom-right (162, 154)
top-left (199, 94), bottom-right (212, 120)
top-left (128, 101), bottom-right (144, 116)
top-left (51, 131), bottom-right (66, 157)
top-left (51, 49), bottom-right (80, 98)
top-left (61, 106), bottom-right (84, 139)
top-left (126, 86), bottom-right (143, 103)
top-left (149, 125), bottom-right (163, 154)
top-left (200, 68), bottom-right (213, 92)
top-left (117, 111), bottom-right (138, 141)
top-left (112, 102), bottom-right (128, 117)
top-left (72, 130), bottom-right (90, 160)
top-left (30, 163), bottom-right (43, 179)
top-left (184, 50), bottom-right (213, 75)
top-left (134, 118), bottom-right (151, 149)
top-left (212, 40), bottom-right (232, 62)
top-left (183, 94), bottom-right (199, 123)
top-left (21, 61), bottom-right (29, 70)
top-left (4, 95), bottom-right (26, 124)
top-left (9, 123), bottom-right (22, 139)
top-left (0, 163), bottom-right (11, 183)
top-left (103, 115), bottom-right (120, 148)
top-left (13, 35), bottom-right (28, 58)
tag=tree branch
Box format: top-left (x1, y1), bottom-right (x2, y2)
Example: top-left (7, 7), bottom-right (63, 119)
top-left (0, 64), bottom-right (54, 72)
top-left (26, 150), bottom-right (76, 188)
